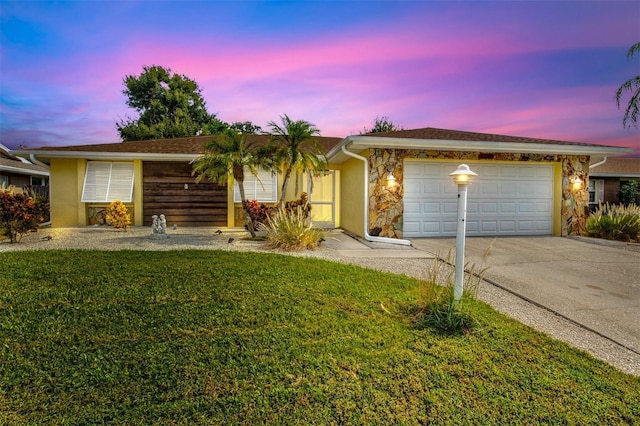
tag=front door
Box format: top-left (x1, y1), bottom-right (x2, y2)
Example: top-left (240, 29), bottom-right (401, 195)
top-left (306, 170), bottom-right (338, 228)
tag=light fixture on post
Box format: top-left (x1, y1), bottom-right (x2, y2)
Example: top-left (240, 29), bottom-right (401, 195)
top-left (449, 164), bottom-right (478, 304)
top-left (570, 175), bottom-right (583, 191)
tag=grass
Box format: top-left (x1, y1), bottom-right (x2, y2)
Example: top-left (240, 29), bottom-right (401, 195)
top-left (1, 250), bottom-right (638, 424)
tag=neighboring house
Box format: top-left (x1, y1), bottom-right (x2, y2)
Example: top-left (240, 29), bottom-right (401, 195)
top-left (588, 157), bottom-right (640, 207)
top-left (0, 143), bottom-right (49, 193)
top-left (13, 127), bottom-right (630, 241)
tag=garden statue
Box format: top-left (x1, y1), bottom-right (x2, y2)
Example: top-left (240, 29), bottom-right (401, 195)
top-left (151, 214), bottom-right (168, 239)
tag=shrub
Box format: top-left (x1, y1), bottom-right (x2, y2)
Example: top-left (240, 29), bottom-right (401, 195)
top-left (280, 192), bottom-right (311, 219)
top-left (261, 204), bottom-right (324, 251)
top-left (587, 202), bottom-right (640, 242)
top-left (412, 244), bottom-right (492, 334)
top-left (104, 200), bottom-right (131, 231)
top-left (244, 193), bottom-right (313, 232)
top-left (619, 180), bottom-right (640, 206)
top-left (243, 200), bottom-right (271, 230)
top-left (0, 186), bottom-right (46, 243)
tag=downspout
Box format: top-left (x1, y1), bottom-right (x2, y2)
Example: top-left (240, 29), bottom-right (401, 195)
top-left (30, 154), bottom-right (52, 227)
top-left (341, 145), bottom-right (412, 246)
top-left (589, 156), bottom-right (608, 169)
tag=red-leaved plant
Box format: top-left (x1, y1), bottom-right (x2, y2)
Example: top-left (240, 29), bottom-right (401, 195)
top-left (0, 187), bottom-right (46, 243)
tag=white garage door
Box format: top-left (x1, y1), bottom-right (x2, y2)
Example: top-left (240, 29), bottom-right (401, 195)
top-left (403, 161), bottom-right (553, 237)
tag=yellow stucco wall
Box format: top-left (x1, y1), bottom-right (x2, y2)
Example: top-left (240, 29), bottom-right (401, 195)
top-left (49, 158), bottom-right (144, 227)
top-left (338, 156), bottom-right (366, 238)
top-left (132, 160), bottom-right (143, 226)
top-left (49, 158), bottom-right (84, 227)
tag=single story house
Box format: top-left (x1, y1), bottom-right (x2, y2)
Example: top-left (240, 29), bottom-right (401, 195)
top-left (588, 157), bottom-right (640, 207)
top-left (1, 143), bottom-right (49, 192)
top-left (13, 127), bottom-right (631, 242)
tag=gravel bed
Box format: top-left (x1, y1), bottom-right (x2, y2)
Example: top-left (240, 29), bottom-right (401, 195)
top-left (2, 226), bottom-right (638, 376)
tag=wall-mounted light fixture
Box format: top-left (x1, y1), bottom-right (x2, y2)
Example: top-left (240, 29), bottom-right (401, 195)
top-left (386, 171), bottom-right (397, 187)
top-left (570, 176), bottom-right (583, 191)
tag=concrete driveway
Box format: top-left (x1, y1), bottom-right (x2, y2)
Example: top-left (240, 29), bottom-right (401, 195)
top-left (411, 236), bottom-right (640, 354)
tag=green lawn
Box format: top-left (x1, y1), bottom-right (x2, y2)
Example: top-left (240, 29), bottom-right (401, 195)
top-left (1, 250), bottom-right (638, 424)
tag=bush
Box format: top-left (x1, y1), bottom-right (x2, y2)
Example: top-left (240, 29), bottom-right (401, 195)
top-left (243, 200), bottom-right (271, 230)
top-left (244, 193), bottom-right (313, 232)
top-left (261, 204), bottom-right (324, 251)
top-left (104, 200), bottom-right (131, 231)
top-left (412, 244), bottom-right (492, 335)
top-left (619, 180), bottom-right (640, 206)
top-left (0, 186), bottom-right (46, 243)
top-left (587, 202), bottom-right (640, 242)
top-left (280, 192), bottom-right (311, 219)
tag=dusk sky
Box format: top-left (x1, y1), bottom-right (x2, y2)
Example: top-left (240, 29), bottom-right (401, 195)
top-left (1, 1), bottom-right (639, 154)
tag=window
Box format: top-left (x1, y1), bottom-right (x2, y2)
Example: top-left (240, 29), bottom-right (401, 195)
top-left (81, 162), bottom-right (134, 203)
top-left (234, 169), bottom-right (277, 202)
top-left (0, 175), bottom-right (8, 188)
top-left (30, 176), bottom-right (48, 186)
top-left (588, 179), bottom-right (604, 204)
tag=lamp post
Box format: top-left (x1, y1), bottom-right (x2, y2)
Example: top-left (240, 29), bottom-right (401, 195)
top-left (449, 164), bottom-right (478, 304)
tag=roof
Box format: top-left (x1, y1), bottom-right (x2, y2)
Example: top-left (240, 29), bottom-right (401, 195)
top-left (12, 126), bottom-right (632, 163)
top-left (362, 127), bottom-right (617, 147)
top-left (13, 134), bottom-right (344, 161)
top-left (589, 158), bottom-right (640, 178)
top-left (328, 127), bottom-right (632, 162)
top-left (0, 144), bottom-right (49, 177)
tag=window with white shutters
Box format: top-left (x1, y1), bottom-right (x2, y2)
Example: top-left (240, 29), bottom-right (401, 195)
top-left (233, 169), bottom-right (277, 202)
top-left (81, 162), bottom-right (134, 203)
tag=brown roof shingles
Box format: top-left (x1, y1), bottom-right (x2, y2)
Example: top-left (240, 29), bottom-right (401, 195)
top-left (25, 126), bottom-right (626, 156)
top-left (31, 134), bottom-right (345, 155)
top-left (590, 158), bottom-right (640, 176)
top-left (362, 127), bottom-right (617, 148)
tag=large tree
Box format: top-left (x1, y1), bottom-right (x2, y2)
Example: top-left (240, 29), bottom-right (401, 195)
top-left (267, 114), bottom-right (326, 204)
top-left (191, 129), bottom-right (272, 238)
top-left (362, 115), bottom-right (404, 134)
top-left (616, 42), bottom-right (640, 129)
top-left (117, 65), bottom-right (225, 141)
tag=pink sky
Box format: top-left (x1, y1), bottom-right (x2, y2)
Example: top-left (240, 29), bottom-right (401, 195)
top-left (1, 1), bottom-right (638, 154)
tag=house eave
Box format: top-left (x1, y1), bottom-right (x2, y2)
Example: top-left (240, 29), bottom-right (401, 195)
top-left (0, 165), bottom-right (50, 177)
top-left (327, 136), bottom-right (632, 163)
top-left (11, 150), bottom-right (199, 162)
top-left (590, 173), bottom-right (640, 178)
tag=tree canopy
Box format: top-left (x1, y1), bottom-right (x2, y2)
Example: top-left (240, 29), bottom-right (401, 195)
top-left (117, 65), bottom-right (224, 141)
top-left (267, 114), bottom-right (326, 204)
top-left (362, 115), bottom-right (404, 134)
top-left (616, 42), bottom-right (640, 129)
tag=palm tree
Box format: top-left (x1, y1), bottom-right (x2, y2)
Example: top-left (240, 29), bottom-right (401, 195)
top-left (616, 42), bottom-right (640, 129)
top-left (267, 114), bottom-right (327, 204)
top-left (191, 129), bottom-right (272, 237)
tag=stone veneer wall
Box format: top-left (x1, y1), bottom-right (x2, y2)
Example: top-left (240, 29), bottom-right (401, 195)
top-left (368, 149), bottom-right (590, 239)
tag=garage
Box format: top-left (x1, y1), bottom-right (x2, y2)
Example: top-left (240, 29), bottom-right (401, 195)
top-left (403, 161), bottom-right (554, 237)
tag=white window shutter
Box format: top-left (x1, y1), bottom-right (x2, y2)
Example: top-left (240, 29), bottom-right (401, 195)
top-left (596, 179), bottom-right (604, 203)
top-left (82, 162), bottom-right (134, 203)
top-left (234, 169), bottom-right (277, 202)
top-left (108, 163), bottom-right (135, 202)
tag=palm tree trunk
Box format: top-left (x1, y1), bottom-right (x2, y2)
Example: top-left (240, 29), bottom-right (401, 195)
top-left (238, 181), bottom-right (257, 238)
top-left (279, 167), bottom-right (293, 205)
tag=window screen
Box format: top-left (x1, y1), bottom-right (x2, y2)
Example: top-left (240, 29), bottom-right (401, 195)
top-left (81, 162), bottom-right (134, 203)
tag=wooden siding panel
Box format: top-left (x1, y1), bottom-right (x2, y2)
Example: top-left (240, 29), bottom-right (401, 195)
top-left (143, 162), bottom-right (227, 227)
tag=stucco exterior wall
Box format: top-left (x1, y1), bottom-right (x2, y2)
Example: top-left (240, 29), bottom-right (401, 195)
top-left (50, 158), bottom-right (85, 227)
top-left (338, 157), bottom-right (366, 238)
top-left (49, 158), bottom-right (144, 227)
top-left (367, 149), bottom-right (590, 238)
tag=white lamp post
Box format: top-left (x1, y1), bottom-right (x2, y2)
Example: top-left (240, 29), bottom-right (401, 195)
top-left (449, 164), bottom-right (478, 304)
